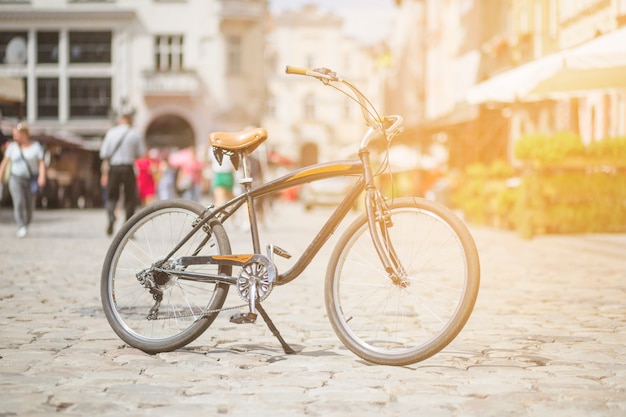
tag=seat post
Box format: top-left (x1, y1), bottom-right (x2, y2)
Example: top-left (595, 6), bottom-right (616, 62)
top-left (239, 152), bottom-right (262, 253)
top-left (240, 152), bottom-right (252, 183)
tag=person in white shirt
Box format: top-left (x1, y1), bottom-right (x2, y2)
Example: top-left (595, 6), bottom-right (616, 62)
top-left (99, 114), bottom-right (145, 236)
top-left (0, 122), bottom-right (46, 238)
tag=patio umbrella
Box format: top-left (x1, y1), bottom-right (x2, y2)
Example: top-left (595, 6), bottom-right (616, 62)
top-left (0, 76), bottom-right (24, 103)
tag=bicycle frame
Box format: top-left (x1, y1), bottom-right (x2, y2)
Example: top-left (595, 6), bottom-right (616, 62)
top-left (102, 65), bottom-right (479, 365)
top-left (155, 67), bottom-right (407, 292)
top-left (160, 157), bottom-right (366, 287)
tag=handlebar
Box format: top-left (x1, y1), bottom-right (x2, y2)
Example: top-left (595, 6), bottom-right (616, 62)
top-left (285, 65), bottom-right (339, 82)
top-left (284, 65), bottom-right (308, 76)
top-left (285, 65), bottom-right (403, 145)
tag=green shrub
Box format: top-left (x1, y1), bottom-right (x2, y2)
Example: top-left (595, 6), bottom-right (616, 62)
top-left (586, 136), bottom-right (626, 162)
top-left (453, 135), bottom-right (626, 237)
top-left (514, 131), bottom-right (585, 164)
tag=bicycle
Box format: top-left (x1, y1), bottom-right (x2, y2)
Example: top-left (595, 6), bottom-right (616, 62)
top-left (100, 66), bottom-right (480, 366)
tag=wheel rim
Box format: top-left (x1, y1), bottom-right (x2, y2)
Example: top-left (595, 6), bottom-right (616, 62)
top-left (330, 206), bottom-right (471, 360)
top-left (105, 206), bottom-right (225, 344)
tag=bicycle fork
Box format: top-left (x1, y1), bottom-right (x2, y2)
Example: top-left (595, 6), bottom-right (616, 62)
top-left (365, 189), bottom-right (409, 287)
top-left (359, 148), bottom-right (408, 287)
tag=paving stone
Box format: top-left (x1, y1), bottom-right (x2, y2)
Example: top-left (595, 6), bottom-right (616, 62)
top-left (1, 206), bottom-right (625, 416)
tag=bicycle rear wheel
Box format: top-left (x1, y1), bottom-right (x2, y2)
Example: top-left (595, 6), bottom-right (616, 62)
top-left (101, 199), bottom-right (231, 354)
top-left (325, 197), bottom-right (479, 366)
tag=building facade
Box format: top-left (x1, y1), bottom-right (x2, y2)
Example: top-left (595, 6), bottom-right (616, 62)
top-left (0, 0), bottom-right (268, 152)
top-left (388, 0), bottom-right (626, 169)
top-left (262, 5), bottom-right (384, 165)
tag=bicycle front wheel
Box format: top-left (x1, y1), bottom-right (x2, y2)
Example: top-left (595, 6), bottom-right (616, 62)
top-left (101, 199), bottom-right (231, 354)
top-left (325, 197), bottom-right (479, 366)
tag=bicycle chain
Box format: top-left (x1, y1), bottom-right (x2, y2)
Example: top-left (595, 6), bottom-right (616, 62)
top-left (141, 209), bottom-right (250, 321)
top-left (139, 266), bottom-right (249, 321)
top-left (150, 302), bottom-right (249, 321)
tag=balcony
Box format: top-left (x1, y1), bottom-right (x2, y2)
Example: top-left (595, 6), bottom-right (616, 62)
top-left (218, 0), bottom-right (266, 22)
top-left (141, 70), bottom-right (200, 97)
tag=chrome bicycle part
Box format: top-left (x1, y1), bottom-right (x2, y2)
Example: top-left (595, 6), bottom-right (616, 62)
top-left (236, 256), bottom-right (277, 309)
top-left (99, 65), bottom-right (480, 366)
top-left (101, 200), bottom-right (231, 354)
top-left (325, 197), bottom-right (480, 366)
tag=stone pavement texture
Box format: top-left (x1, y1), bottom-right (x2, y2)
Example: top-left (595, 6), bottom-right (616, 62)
top-left (0, 202), bottom-right (625, 416)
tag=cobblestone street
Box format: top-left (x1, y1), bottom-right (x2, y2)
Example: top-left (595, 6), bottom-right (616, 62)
top-left (1, 202), bottom-right (625, 416)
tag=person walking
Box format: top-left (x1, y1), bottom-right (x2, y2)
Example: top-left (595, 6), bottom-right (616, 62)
top-left (156, 149), bottom-right (178, 200)
top-left (171, 146), bottom-right (203, 202)
top-left (0, 122), bottom-right (46, 238)
top-left (99, 114), bottom-right (145, 236)
top-left (135, 148), bottom-right (159, 207)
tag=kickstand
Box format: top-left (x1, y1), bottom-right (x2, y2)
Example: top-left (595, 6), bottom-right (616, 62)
top-left (255, 302), bottom-right (296, 355)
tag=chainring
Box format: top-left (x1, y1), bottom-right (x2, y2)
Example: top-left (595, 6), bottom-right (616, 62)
top-left (236, 256), bottom-right (277, 303)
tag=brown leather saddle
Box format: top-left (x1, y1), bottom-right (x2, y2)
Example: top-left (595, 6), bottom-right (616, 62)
top-left (209, 127), bottom-right (268, 169)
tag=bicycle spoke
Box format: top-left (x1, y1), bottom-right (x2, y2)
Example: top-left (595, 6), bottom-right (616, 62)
top-left (101, 200), bottom-right (231, 353)
top-left (326, 198), bottom-right (479, 365)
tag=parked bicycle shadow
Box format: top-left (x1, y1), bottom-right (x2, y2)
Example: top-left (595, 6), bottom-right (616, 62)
top-left (181, 343), bottom-right (344, 363)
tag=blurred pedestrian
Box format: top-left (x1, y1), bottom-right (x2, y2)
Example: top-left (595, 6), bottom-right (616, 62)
top-left (0, 122), bottom-right (46, 238)
top-left (135, 148), bottom-right (158, 206)
top-left (210, 149), bottom-right (235, 206)
top-left (99, 113), bottom-right (145, 236)
top-left (172, 146), bottom-right (203, 202)
top-left (157, 148), bottom-right (178, 200)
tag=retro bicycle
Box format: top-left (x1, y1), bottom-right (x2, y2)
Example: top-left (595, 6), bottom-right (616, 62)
top-left (100, 66), bottom-right (480, 366)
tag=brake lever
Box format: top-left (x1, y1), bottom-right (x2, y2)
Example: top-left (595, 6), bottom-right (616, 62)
top-left (385, 116), bottom-right (404, 139)
top-left (311, 67), bottom-right (338, 82)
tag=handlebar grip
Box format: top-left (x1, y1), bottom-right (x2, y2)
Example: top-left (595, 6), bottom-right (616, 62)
top-left (285, 65), bottom-right (309, 76)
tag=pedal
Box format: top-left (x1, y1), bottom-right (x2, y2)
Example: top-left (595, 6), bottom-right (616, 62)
top-left (267, 244), bottom-right (292, 260)
top-left (230, 312), bottom-right (257, 324)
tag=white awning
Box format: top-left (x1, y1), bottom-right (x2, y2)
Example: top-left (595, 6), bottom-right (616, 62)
top-left (530, 27), bottom-right (626, 96)
top-left (465, 53), bottom-right (565, 104)
top-left (0, 76), bottom-right (24, 103)
top-left (466, 27), bottom-right (626, 103)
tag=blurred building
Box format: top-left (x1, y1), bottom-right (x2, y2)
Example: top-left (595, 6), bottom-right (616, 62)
top-left (0, 0), bottom-right (267, 208)
top-left (262, 4), bottom-right (385, 165)
top-left (388, 0), bottom-right (626, 169)
top-left (0, 0), bottom-right (268, 151)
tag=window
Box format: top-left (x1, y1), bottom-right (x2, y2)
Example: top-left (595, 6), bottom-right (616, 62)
top-left (37, 78), bottom-right (59, 119)
top-left (619, 0), bottom-right (626, 24)
top-left (226, 36), bottom-right (241, 75)
top-left (69, 31), bottom-right (111, 63)
top-left (155, 35), bottom-right (184, 70)
top-left (304, 93), bottom-right (315, 119)
top-left (37, 31), bottom-right (59, 64)
top-left (69, 78), bottom-right (111, 118)
top-left (0, 31), bottom-right (28, 65)
top-left (306, 54), bottom-right (315, 69)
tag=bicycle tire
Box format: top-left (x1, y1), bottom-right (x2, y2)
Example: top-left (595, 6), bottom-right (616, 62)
top-left (325, 197), bottom-right (480, 366)
top-left (101, 199), bottom-right (231, 354)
